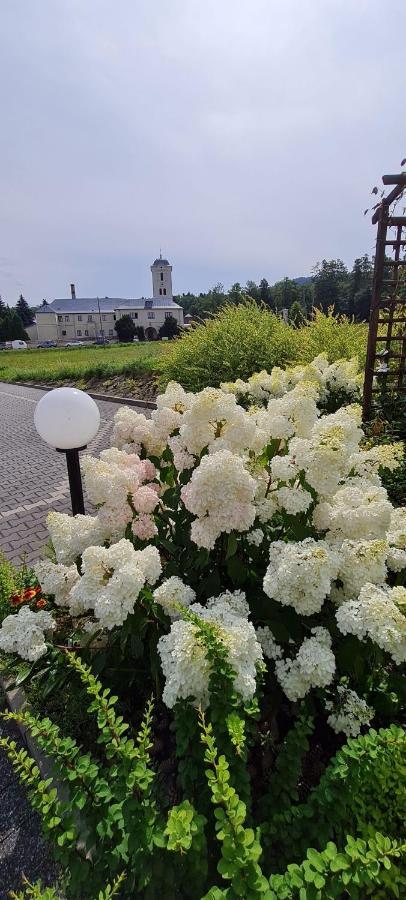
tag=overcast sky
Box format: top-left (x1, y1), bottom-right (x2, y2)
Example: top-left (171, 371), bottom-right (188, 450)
top-left (1, 0), bottom-right (405, 304)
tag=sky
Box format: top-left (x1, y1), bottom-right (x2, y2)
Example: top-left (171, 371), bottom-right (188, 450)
top-left (1, 0), bottom-right (405, 304)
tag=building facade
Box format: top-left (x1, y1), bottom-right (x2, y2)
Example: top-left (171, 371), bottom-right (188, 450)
top-left (33, 255), bottom-right (183, 344)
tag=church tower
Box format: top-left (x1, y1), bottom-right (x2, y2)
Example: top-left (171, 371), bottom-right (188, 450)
top-left (151, 253), bottom-right (173, 300)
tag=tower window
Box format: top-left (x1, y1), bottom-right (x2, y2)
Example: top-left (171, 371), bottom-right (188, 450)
top-left (160, 272), bottom-right (164, 281)
top-left (159, 288), bottom-right (162, 295)
top-left (163, 288), bottom-right (166, 295)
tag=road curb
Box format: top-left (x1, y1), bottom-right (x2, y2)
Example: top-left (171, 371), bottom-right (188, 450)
top-left (4, 381), bottom-right (157, 410)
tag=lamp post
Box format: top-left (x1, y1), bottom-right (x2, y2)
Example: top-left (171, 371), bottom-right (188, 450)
top-left (34, 387), bottom-right (100, 515)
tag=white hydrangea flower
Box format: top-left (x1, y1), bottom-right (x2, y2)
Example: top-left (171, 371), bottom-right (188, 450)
top-left (168, 435), bottom-right (195, 472)
top-left (275, 628), bottom-right (335, 701)
top-left (179, 387), bottom-right (258, 456)
top-left (158, 592), bottom-right (263, 708)
top-left (46, 511), bottom-right (107, 565)
top-left (153, 576), bottom-right (196, 619)
top-left (276, 484), bottom-right (312, 516)
top-left (313, 479), bottom-right (393, 540)
top-left (263, 538), bottom-right (339, 615)
top-left (246, 528), bottom-right (264, 546)
top-left (155, 381), bottom-right (195, 414)
top-left (181, 449), bottom-right (257, 549)
top-left (336, 583), bottom-right (406, 664)
top-left (256, 626), bottom-right (283, 660)
top-left (67, 539), bottom-right (161, 629)
top-left (0, 607), bottom-right (55, 662)
top-left (270, 454), bottom-right (299, 482)
top-left (35, 559), bottom-right (80, 607)
top-left (326, 686), bottom-right (374, 737)
top-left (335, 539), bottom-right (388, 600)
top-left (387, 507), bottom-right (406, 573)
top-left (348, 442), bottom-right (403, 479)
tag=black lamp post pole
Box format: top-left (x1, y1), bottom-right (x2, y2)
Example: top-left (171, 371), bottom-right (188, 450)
top-left (57, 446), bottom-right (86, 515)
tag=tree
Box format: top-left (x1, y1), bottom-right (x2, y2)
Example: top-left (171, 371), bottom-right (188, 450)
top-left (16, 294), bottom-right (35, 326)
top-left (0, 295), bottom-right (6, 314)
top-left (227, 282), bottom-right (244, 305)
top-left (245, 280), bottom-right (260, 302)
top-left (159, 315), bottom-right (179, 339)
top-left (114, 315), bottom-right (136, 343)
top-left (259, 278), bottom-right (272, 306)
top-left (313, 259), bottom-right (349, 313)
top-left (134, 326), bottom-right (145, 341)
top-left (0, 309), bottom-right (29, 341)
top-left (289, 300), bottom-right (306, 326)
top-left (348, 255), bottom-right (373, 320)
top-left (272, 277), bottom-right (299, 312)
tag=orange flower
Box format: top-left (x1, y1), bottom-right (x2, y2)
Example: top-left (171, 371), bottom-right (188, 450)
top-left (23, 588), bottom-right (39, 601)
top-left (10, 593), bottom-right (23, 606)
top-left (36, 598), bottom-right (47, 609)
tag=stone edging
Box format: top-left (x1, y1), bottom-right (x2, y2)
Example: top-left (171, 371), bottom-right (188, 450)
top-left (6, 381), bottom-right (157, 410)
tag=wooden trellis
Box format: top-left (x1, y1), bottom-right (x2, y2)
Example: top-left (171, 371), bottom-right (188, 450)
top-left (362, 173), bottom-right (406, 420)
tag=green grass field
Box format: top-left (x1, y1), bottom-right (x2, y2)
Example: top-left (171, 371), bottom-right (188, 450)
top-left (0, 342), bottom-right (166, 384)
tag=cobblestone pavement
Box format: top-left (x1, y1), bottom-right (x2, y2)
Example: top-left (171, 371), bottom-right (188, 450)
top-left (0, 382), bottom-right (148, 565)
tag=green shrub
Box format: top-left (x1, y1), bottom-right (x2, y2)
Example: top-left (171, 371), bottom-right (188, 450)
top-left (298, 308), bottom-right (368, 365)
top-left (160, 303), bottom-right (368, 391)
top-left (1, 653), bottom-right (405, 899)
top-left (159, 301), bottom-right (300, 391)
top-left (0, 553), bottom-right (21, 624)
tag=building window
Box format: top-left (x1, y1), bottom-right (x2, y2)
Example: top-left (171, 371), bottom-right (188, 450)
top-left (77, 330), bottom-right (82, 336)
top-left (109, 329), bottom-right (114, 336)
top-left (163, 288), bottom-right (167, 295)
top-left (131, 312), bottom-right (138, 319)
top-left (148, 311), bottom-right (155, 319)
top-left (159, 288), bottom-right (162, 295)
top-left (65, 315), bottom-right (70, 322)
top-left (102, 314), bottom-right (107, 321)
top-left (58, 315), bottom-right (63, 322)
top-left (160, 272), bottom-right (164, 281)
top-left (85, 329), bottom-right (89, 336)
top-left (165, 311), bottom-right (173, 319)
top-left (77, 314), bottom-right (82, 322)
top-left (62, 330), bottom-right (66, 336)
top-left (88, 315), bottom-right (93, 322)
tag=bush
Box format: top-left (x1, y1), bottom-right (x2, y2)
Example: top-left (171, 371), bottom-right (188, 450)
top-left (298, 308), bottom-right (368, 365)
top-left (159, 302), bottom-right (368, 391)
top-left (159, 300), bottom-right (299, 390)
top-left (2, 655), bottom-right (405, 899)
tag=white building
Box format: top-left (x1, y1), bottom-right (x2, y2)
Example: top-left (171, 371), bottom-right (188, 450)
top-left (33, 255), bottom-right (183, 343)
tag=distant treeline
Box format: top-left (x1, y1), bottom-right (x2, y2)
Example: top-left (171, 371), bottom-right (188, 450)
top-left (175, 255), bottom-right (374, 323)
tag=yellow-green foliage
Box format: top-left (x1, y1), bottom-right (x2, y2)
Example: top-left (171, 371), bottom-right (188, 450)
top-left (298, 308), bottom-right (368, 365)
top-left (160, 303), bottom-right (368, 391)
top-left (159, 301), bottom-right (299, 391)
top-left (0, 553), bottom-right (20, 624)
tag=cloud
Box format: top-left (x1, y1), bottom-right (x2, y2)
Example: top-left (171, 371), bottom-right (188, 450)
top-left (0, 0), bottom-right (404, 302)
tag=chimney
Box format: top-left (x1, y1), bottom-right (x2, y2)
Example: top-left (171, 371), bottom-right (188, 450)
top-left (70, 283), bottom-right (76, 300)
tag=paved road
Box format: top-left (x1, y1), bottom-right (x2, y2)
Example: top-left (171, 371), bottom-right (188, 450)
top-left (0, 383), bottom-right (144, 566)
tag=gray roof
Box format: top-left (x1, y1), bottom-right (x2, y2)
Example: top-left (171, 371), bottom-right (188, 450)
top-left (37, 297), bottom-right (181, 315)
top-left (152, 258), bottom-right (170, 266)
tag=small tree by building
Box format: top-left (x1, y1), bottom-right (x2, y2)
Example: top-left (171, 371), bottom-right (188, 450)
top-left (134, 326), bottom-right (145, 341)
top-left (0, 309), bottom-right (29, 342)
top-left (289, 300), bottom-right (306, 326)
top-left (16, 294), bottom-right (35, 326)
top-left (114, 315), bottom-right (136, 343)
top-left (159, 315), bottom-right (179, 339)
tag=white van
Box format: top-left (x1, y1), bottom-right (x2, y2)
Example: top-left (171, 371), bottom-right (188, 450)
top-left (10, 340), bottom-right (28, 350)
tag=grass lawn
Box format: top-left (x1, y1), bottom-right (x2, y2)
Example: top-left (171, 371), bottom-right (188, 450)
top-left (0, 342), bottom-right (166, 384)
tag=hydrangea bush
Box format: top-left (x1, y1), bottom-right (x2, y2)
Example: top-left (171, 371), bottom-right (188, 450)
top-left (0, 353), bottom-right (405, 896)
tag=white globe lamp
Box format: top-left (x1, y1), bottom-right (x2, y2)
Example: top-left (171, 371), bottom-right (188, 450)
top-left (34, 388), bottom-right (100, 514)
